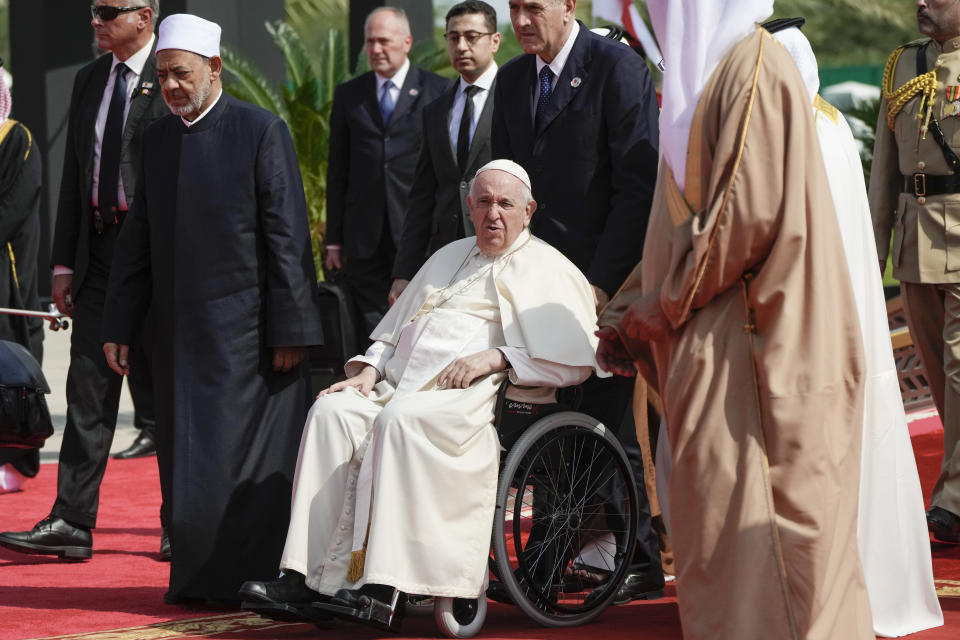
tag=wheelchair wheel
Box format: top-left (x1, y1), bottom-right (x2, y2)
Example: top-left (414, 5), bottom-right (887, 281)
top-left (491, 411), bottom-right (638, 627)
top-left (434, 596), bottom-right (487, 638)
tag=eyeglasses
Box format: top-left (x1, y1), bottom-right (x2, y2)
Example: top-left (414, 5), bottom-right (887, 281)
top-left (443, 31), bottom-right (495, 46)
top-left (91, 5), bottom-right (146, 21)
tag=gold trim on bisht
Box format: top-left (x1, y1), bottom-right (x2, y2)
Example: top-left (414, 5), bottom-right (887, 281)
top-left (882, 44), bottom-right (938, 138)
top-left (813, 94), bottom-right (839, 124)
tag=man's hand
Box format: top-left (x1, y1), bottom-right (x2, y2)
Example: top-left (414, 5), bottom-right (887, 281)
top-left (436, 349), bottom-right (507, 390)
top-left (388, 278), bottom-right (409, 307)
top-left (621, 291), bottom-right (671, 343)
top-left (272, 347), bottom-right (305, 373)
top-left (103, 342), bottom-right (130, 376)
top-left (324, 247), bottom-right (343, 271)
top-left (595, 327), bottom-right (637, 377)
top-left (317, 364), bottom-right (379, 398)
top-left (591, 285), bottom-right (610, 313)
top-left (52, 273), bottom-right (74, 316)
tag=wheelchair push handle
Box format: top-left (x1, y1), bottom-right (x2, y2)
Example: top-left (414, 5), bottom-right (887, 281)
top-left (0, 304), bottom-right (70, 331)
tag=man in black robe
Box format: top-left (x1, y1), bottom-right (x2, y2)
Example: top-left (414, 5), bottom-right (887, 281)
top-left (0, 61), bottom-right (44, 488)
top-left (101, 14), bottom-right (323, 603)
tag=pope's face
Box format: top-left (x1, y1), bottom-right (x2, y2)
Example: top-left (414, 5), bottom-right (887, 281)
top-left (92, 0), bottom-right (151, 54)
top-left (446, 13), bottom-right (501, 83)
top-left (365, 10), bottom-right (413, 77)
top-left (468, 170), bottom-right (536, 256)
top-left (917, 0), bottom-right (960, 42)
top-left (509, 0), bottom-right (576, 61)
top-left (156, 49), bottom-right (220, 121)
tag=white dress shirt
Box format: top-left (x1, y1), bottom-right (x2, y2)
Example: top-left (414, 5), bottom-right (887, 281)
top-left (92, 33), bottom-right (156, 212)
top-left (532, 21), bottom-right (580, 118)
top-left (447, 63), bottom-right (497, 152)
top-left (375, 57), bottom-right (410, 109)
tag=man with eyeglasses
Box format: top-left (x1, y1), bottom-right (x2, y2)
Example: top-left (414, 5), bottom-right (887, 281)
top-left (389, 1), bottom-right (501, 305)
top-left (0, 1), bottom-right (168, 561)
top-left (325, 7), bottom-right (448, 346)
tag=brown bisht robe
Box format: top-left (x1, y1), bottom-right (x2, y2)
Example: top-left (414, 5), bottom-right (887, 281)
top-left (601, 29), bottom-right (872, 639)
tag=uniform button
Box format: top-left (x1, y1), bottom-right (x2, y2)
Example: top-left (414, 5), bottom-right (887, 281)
top-left (918, 161), bottom-right (926, 170)
top-left (340, 525), bottom-right (347, 531)
top-left (918, 196), bottom-right (927, 204)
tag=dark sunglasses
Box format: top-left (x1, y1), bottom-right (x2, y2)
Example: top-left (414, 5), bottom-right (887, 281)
top-left (91, 5), bottom-right (146, 21)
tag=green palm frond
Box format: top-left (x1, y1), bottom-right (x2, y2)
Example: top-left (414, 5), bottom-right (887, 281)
top-left (266, 20), bottom-right (317, 98)
top-left (221, 46), bottom-right (290, 122)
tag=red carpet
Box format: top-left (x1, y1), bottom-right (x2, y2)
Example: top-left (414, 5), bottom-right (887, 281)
top-left (0, 422), bottom-right (958, 640)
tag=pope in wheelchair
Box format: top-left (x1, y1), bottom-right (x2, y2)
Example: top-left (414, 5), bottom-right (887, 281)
top-left (239, 160), bottom-right (605, 629)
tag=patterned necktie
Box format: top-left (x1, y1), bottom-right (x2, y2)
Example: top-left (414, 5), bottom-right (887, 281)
top-left (380, 79), bottom-right (396, 125)
top-left (457, 85), bottom-right (481, 173)
top-left (535, 65), bottom-right (554, 128)
top-left (99, 62), bottom-right (129, 214)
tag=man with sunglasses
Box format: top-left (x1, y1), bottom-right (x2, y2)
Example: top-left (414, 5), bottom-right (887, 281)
top-left (0, 1), bottom-right (168, 561)
top-left (389, 1), bottom-right (501, 304)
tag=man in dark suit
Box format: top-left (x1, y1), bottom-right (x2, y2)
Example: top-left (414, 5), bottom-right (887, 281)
top-left (492, 0), bottom-right (663, 603)
top-left (389, 0), bottom-right (500, 304)
top-left (325, 6), bottom-right (449, 338)
top-left (0, 0), bottom-right (168, 560)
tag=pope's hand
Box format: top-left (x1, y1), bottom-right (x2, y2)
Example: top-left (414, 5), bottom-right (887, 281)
top-left (595, 327), bottom-right (637, 377)
top-left (318, 364), bottom-right (378, 398)
top-left (436, 349), bottom-right (507, 390)
top-left (621, 291), bottom-right (671, 343)
top-left (388, 278), bottom-right (409, 307)
top-left (103, 342), bottom-right (130, 376)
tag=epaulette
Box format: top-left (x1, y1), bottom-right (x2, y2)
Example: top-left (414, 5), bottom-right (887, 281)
top-left (882, 39), bottom-right (937, 131)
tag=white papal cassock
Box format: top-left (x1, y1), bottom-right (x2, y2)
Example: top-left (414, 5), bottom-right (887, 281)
top-left (279, 229), bottom-right (600, 598)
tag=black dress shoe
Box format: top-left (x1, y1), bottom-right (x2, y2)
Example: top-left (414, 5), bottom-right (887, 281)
top-left (239, 571), bottom-right (326, 621)
top-left (160, 527), bottom-right (171, 561)
top-left (0, 516), bottom-right (92, 559)
top-left (485, 580), bottom-right (514, 605)
top-left (612, 572), bottom-right (665, 605)
top-left (113, 433), bottom-right (157, 459)
top-left (927, 506), bottom-right (960, 543)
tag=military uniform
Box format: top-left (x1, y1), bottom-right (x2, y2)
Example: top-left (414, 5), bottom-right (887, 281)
top-left (869, 35), bottom-right (960, 529)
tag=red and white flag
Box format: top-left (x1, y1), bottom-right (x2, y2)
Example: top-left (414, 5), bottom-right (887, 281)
top-left (592, 0), bottom-right (662, 66)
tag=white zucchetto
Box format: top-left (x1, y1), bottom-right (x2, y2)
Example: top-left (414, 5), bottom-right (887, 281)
top-left (473, 160), bottom-right (532, 192)
top-left (157, 14), bottom-right (222, 58)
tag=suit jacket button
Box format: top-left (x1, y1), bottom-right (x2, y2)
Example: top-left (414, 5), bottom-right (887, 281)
top-left (384, 136), bottom-right (390, 142)
top-left (540, 202), bottom-right (548, 210)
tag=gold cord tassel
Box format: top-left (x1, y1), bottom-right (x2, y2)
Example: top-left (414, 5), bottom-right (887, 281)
top-left (882, 46), bottom-right (938, 138)
top-left (6, 243), bottom-right (18, 290)
top-left (345, 547), bottom-right (366, 583)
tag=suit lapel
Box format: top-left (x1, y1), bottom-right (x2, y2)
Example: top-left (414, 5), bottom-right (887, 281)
top-left (437, 84), bottom-right (458, 173)
top-left (123, 53), bottom-right (157, 147)
top-left (465, 78), bottom-right (495, 172)
top-left (389, 65), bottom-right (422, 128)
top-left (362, 72), bottom-right (386, 132)
top-left (536, 27), bottom-right (591, 137)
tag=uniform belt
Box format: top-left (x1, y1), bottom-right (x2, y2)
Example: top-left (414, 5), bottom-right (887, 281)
top-left (91, 207), bottom-right (127, 235)
top-left (901, 172), bottom-right (960, 197)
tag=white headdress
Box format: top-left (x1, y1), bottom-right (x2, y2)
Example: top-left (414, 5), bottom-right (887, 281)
top-left (647, 0), bottom-right (774, 193)
top-left (157, 14), bottom-right (221, 58)
top-left (773, 26), bottom-right (820, 101)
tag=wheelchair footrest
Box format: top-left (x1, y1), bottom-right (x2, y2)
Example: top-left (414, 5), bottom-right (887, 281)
top-left (302, 594), bottom-right (404, 632)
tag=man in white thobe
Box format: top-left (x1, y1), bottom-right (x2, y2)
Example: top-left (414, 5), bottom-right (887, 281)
top-left (239, 159), bottom-right (601, 619)
top-left (773, 25), bottom-right (943, 637)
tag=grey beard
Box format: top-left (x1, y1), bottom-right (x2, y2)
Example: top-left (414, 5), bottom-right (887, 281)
top-left (164, 78), bottom-right (212, 119)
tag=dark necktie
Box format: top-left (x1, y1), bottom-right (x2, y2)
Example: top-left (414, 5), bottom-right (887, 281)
top-left (380, 80), bottom-right (396, 125)
top-left (99, 62), bottom-right (128, 215)
top-left (535, 65), bottom-right (554, 128)
top-left (457, 85), bottom-right (481, 173)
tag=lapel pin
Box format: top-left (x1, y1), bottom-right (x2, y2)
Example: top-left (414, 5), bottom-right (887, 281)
top-left (409, 88), bottom-right (419, 96)
top-left (570, 77), bottom-right (582, 88)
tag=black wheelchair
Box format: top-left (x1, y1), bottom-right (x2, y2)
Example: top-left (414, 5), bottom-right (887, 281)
top-left (299, 379), bottom-right (641, 638)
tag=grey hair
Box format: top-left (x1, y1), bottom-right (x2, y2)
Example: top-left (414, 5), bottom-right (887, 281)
top-left (468, 174), bottom-right (534, 207)
top-left (364, 7), bottom-right (411, 36)
top-left (140, 0), bottom-right (160, 25)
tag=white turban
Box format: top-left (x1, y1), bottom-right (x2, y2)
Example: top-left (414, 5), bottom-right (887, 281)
top-left (157, 14), bottom-right (221, 58)
top-left (647, 0), bottom-right (773, 193)
top-left (474, 159), bottom-right (532, 192)
top-left (773, 27), bottom-right (820, 101)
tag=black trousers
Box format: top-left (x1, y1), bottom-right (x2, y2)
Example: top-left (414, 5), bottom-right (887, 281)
top-left (50, 248), bottom-right (159, 528)
top-left (343, 216), bottom-right (396, 343)
top-left (579, 374), bottom-right (662, 581)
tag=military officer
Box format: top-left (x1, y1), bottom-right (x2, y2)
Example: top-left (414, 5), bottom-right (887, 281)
top-left (869, 0), bottom-right (960, 543)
